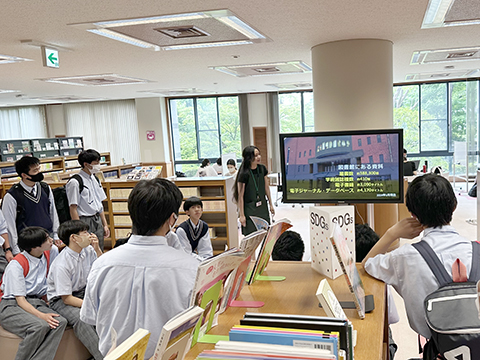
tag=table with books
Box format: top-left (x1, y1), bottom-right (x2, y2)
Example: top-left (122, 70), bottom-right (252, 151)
top-left (186, 261), bottom-right (387, 360)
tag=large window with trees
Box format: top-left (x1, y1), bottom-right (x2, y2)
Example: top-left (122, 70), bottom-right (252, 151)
top-left (170, 96), bottom-right (242, 176)
top-left (394, 81), bottom-right (479, 177)
top-left (279, 91), bottom-right (314, 133)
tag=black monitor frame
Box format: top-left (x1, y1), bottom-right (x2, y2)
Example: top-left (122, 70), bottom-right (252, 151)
top-left (279, 128), bottom-right (404, 204)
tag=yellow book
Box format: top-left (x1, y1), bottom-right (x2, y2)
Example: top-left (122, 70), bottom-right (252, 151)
top-left (105, 328), bottom-right (151, 360)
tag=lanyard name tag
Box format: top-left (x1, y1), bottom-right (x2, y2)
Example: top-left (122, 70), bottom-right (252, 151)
top-left (256, 201), bottom-right (262, 207)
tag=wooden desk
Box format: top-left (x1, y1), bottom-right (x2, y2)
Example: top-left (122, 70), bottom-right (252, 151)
top-left (186, 261), bottom-right (387, 360)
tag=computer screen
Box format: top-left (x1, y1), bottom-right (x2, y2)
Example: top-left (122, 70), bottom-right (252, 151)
top-left (279, 128), bottom-right (404, 204)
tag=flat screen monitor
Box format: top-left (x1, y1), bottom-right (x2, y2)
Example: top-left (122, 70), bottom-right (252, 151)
top-left (279, 129), bottom-right (404, 204)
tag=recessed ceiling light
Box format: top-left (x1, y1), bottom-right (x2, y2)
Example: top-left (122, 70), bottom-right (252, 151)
top-left (70, 9), bottom-right (269, 51)
top-left (0, 54), bottom-right (33, 65)
top-left (422, 0), bottom-right (480, 28)
top-left (0, 89), bottom-right (21, 94)
top-left (38, 74), bottom-right (152, 86)
top-left (138, 88), bottom-right (209, 96)
top-left (210, 61), bottom-right (312, 77)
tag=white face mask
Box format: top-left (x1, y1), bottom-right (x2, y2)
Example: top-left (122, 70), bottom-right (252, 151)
top-left (90, 164), bottom-right (102, 174)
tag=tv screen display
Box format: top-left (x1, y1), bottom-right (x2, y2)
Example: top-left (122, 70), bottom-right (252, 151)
top-left (280, 129), bottom-right (403, 204)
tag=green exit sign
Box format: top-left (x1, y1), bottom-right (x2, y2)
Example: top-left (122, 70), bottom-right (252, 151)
top-left (42, 46), bottom-right (59, 68)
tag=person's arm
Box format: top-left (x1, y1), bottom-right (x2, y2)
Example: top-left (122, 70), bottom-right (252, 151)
top-left (237, 182), bottom-right (246, 227)
top-left (99, 211), bottom-right (110, 238)
top-left (1, 234), bottom-right (13, 262)
top-left (264, 174), bottom-right (275, 217)
top-left (15, 296), bottom-right (61, 328)
top-left (66, 179), bottom-right (80, 220)
top-left (48, 186), bottom-right (60, 241)
top-left (361, 217), bottom-right (424, 269)
top-left (2, 193), bottom-right (19, 255)
top-left (172, 228), bottom-right (193, 254)
top-left (61, 294), bottom-right (83, 308)
top-left (69, 204), bottom-right (80, 220)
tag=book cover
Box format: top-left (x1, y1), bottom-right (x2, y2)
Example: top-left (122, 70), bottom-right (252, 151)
top-left (316, 278), bottom-right (347, 319)
top-left (191, 280), bottom-right (223, 346)
top-left (250, 216), bottom-right (269, 231)
top-left (68, 138), bottom-right (74, 148)
top-left (246, 219), bottom-right (292, 285)
top-left (199, 349), bottom-right (335, 360)
top-left (152, 306), bottom-right (203, 360)
top-left (228, 329), bottom-right (338, 357)
top-left (329, 223), bottom-right (366, 320)
top-left (105, 328), bottom-right (151, 360)
top-left (22, 141), bottom-right (30, 152)
top-left (7, 143), bottom-right (14, 153)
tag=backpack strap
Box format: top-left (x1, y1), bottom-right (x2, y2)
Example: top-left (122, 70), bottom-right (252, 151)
top-left (412, 241), bottom-right (452, 287)
top-left (44, 250), bottom-right (51, 275)
top-left (70, 174), bottom-right (85, 193)
top-left (39, 181), bottom-right (50, 197)
top-left (13, 253), bottom-right (29, 277)
top-left (468, 241), bottom-right (480, 282)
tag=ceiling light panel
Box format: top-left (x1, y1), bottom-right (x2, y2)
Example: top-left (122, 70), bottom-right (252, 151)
top-left (0, 54), bottom-right (33, 65)
top-left (422, 0), bottom-right (480, 28)
top-left (266, 82), bottom-right (312, 90)
top-left (405, 69), bottom-right (478, 81)
top-left (70, 9), bottom-right (269, 50)
top-left (210, 61), bottom-right (312, 77)
top-left (411, 46), bottom-right (480, 64)
top-left (139, 88), bottom-right (210, 96)
top-left (38, 74), bottom-right (152, 86)
top-left (0, 89), bottom-right (21, 94)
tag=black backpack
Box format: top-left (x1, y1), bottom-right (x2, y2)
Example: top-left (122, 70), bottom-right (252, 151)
top-left (413, 240), bottom-right (480, 360)
top-left (52, 174), bottom-right (100, 224)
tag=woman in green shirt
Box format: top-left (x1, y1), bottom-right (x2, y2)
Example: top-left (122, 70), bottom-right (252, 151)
top-left (234, 146), bottom-right (275, 236)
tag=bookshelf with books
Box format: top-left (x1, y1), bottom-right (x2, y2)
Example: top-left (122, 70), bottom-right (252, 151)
top-left (57, 136), bottom-right (84, 156)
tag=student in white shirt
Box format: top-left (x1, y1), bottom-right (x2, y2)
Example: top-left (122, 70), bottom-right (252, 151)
top-left (0, 227), bottom-right (65, 360)
top-left (212, 157), bottom-right (223, 175)
top-left (0, 210), bottom-right (13, 276)
top-left (66, 149), bottom-right (109, 250)
top-left (80, 178), bottom-right (199, 358)
top-left (194, 159), bottom-right (218, 177)
top-left (176, 197), bottom-right (213, 261)
top-left (47, 220), bottom-right (103, 360)
top-left (1, 156), bottom-right (60, 255)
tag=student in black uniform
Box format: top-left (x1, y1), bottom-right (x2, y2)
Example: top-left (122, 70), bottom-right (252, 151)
top-left (403, 148), bottom-right (417, 176)
top-left (233, 146), bottom-right (275, 236)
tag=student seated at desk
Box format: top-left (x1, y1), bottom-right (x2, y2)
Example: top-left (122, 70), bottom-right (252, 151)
top-left (176, 197), bottom-right (213, 261)
top-left (271, 231), bottom-right (304, 261)
top-left (403, 148), bottom-right (417, 176)
top-left (362, 174), bottom-right (475, 355)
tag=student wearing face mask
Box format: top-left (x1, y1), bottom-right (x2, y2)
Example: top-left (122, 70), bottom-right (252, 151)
top-left (1, 156), bottom-right (60, 255)
top-left (80, 178), bottom-right (199, 359)
top-left (66, 149), bottom-right (110, 250)
top-left (47, 220), bottom-right (103, 360)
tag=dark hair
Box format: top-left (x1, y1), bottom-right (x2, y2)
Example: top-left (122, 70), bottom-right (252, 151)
top-left (15, 156), bottom-right (40, 177)
top-left (128, 178), bottom-right (183, 236)
top-left (78, 149), bottom-right (101, 168)
top-left (200, 159), bottom-right (210, 168)
top-left (227, 159), bottom-right (236, 168)
top-left (58, 220), bottom-right (89, 246)
top-left (114, 233), bottom-right (132, 248)
top-left (233, 146), bottom-right (259, 202)
top-left (406, 173), bottom-right (456, 227)
top-left (272, 231), bottom-right (304, 261)
top-left (183, 196), bottom-right (203, 212)
top-left (216, 158), bottom-right (222, 166)
top-left (355, 224), bottom-right (379, 262)
top-left (18, 226), bottom-right (49, 253)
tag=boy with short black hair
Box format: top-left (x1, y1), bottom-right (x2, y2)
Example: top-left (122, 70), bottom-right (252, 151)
top-left (272, 230), bottom-right (304, 261)
top-left (47, 220), bottom-right (103, 359)
top-left (0, 226), bottom-right (65, 360)
top-left (176, 196), bottom-right (213, 261)
top-left (2, 156), bottom-right (59, 255)
top-left (362, 174), bottom-right (474, 339)
top-left (80, 178), bottom-right (199, 358)
top-left (66, 149), bottom-right (109, 250)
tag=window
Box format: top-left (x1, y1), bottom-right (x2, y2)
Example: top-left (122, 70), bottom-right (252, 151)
top-left (309, 149), bottom-right (312, 156)
top-left (304, 151), bottom-right (306, 157)
top-left (379, 154), bottom-right (384, 163)
top-left (299, 152), bottom-right (301, 158)
top-left (358, 139), bottom-right (362, 146)
top-left (169, 96), bottom-right (241, 176)
top-left (279, 91), bottom-right (314, 133)
top-left (367, 137), bottom-right (371, 145)
top-left (377, 135), bottom-right (381, 143)
top-left (369, 155), bottom-right (373, 163)
top-left (0, 106), bottom-right (47, 139)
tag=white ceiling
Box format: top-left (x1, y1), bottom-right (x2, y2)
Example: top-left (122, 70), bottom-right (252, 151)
top-left (1, 0), bottom-right (480, 107)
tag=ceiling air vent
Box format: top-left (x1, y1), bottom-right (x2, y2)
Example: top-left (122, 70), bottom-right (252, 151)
top-left (154, 26), bottom-right (210, 39)
top-left (447, 51), bottom-right (477, 59)
top-left (253, 67), bottom-right (280, 73)
top-left (38, 74), bottom-right (151, 86)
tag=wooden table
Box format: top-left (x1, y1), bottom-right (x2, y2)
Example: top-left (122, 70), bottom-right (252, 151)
top-left (186, 261), bottom-right (387, 360)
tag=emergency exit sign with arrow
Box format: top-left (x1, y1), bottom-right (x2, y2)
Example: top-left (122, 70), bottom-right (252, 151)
top-left (41, 46), bottom-right (59, 68)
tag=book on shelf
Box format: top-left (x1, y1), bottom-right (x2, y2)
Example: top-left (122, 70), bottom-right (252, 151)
top-left (246, 218), bottom-right (292, 285)
top-left (329, 223), bottom-right (366, 320)
top-left (105, 328), bottom-right (150, 360)
top-left (7, 143), bottom-right (14, 153)
top-left (316, 278), bottom-right (347, 319)
top-left (240, 312), bottom-right (354, 360)
top-left (53, 142), bottom-right (59, 150)
top-left (68, 138), bottom-right (75, 148)
top-left (189, 248), bottom-right (246, 345)
top-left (202, 341), bottom-right (336, 360)
top-left (6, 156), bottom-right (14, 162)
top-left (76, 139), bottom-right (82, 148)
top-left (229, 325), bottom-right (339, 358)
top-left (33, 140), bottom-right (41, 152)
top-left (152, 306), bottom-right (204, 360)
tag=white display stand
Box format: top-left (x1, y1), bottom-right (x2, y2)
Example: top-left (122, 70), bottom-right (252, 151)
top-left (310, 205), bottom-right (356, 279)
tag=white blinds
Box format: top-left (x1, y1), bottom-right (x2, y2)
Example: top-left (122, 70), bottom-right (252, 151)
top-left (64, 100), bottom-right (141, 165)
top-left (0, 106), bottom-right (47, 139)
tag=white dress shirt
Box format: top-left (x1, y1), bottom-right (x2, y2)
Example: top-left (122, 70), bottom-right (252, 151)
top-left (1, 246), bottom-right (59, 299)
top-left (0, 210), bottom-right (8, 246)
top-left (175, 219), bottom-right (213, 261)
top-left (2, 181), bottom-right (59, 255)
top-left (194, 166), bottom-right (218, 177)
top-left (365, 225), bottom-right (473, 338)
top-left (80, 235), bottom-right (199, 358)
top-left (66, 170), bottom-right (107, 216)
top-left (47, 245), bottom-right (97, 300)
